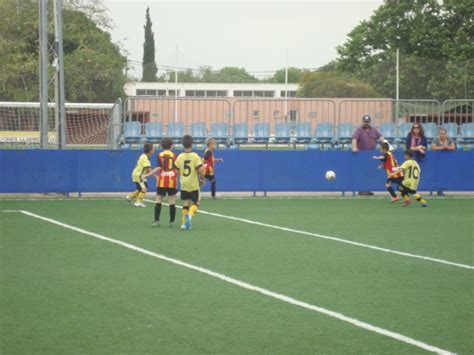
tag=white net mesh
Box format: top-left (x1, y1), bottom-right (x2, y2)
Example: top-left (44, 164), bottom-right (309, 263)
top-left (0, 102), bottom-right (115, 149)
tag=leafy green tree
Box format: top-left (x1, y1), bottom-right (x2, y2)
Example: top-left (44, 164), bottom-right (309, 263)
top-left (298, 71), bottom-right (379, 98)
top-left (336, 0), bottom-right (474, 100)
top-left (142, 7), bottom-right (157, 82)
top-left (0, 0), bottom-right (127, 102)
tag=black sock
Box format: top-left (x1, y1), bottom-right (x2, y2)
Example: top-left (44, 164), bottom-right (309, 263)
top-left (169, 204), bottom-right (176, 223)
top-left (387, 186), bottom-right (397, 198)
top-left (154, 203), bottom-right (162, 221)
top-left (211, 181), bottom-right (216, 197)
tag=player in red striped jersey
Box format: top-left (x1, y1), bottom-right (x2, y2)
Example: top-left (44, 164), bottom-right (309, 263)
top-left (202, 138), bottom-right (223, 198)
top-left (143, 137), bottom-right (178, 226)
top-left (373, 142), bottom-right (404, 203)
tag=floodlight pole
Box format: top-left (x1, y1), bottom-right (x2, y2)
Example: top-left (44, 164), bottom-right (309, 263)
top-left (54, 0), bottom-right (66, 148)
top-left (174, 45), bottom-right (178, 123)
top-left (284, 48), bottom-right (289, 118)
top-left (395, 0), bottom-right (400, 124)
top-left (39, 0), bottom-right (49, 149)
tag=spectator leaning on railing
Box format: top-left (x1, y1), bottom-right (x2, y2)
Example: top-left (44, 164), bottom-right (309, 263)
top-left (351, 115), bottom-right (385, 153)
top-left (431, 127), bottom-right (456, 151)
top-left (405, 123), bottom-right (427, 161)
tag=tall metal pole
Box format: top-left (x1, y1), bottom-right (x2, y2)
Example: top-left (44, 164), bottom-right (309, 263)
top-left (54, 0), bottom-right (66, 148)
top-left (39, 0), bottom-right (49, 148)
top-left (174, 45), bottom-right (178, 123)
top-left (395, 0), bottom-right (400, 124)
top-left (284, 48), bottom-right (288, 118)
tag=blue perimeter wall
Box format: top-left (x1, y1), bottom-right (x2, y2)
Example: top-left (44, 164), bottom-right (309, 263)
top-left (1, 150), bottom-right (473, 193)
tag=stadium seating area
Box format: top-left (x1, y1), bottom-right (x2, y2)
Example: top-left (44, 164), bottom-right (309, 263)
top-left (121, 121), bottom-right (474, 150)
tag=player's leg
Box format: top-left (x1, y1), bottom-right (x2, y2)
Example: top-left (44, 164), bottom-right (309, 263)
top-left (399, 185), bottom-right (412, 207)
top-left (153, 192), bottom-right (163, 226)
top-left (134, 182), bottom-right (147, 207)
top-left (180, 191), bottom-right (191, 229)
top-left (206, 175), bottom-right (216, 198)
top-left (127, 182), bottom-right (141, 202)
top-left (414, 192), bottom-right (428, 207)
top-left (189, 190), bottom-right (200, 217)
top-left (168, 191), bottom-right (177, 226)
top-left (385, 179), bottom-right (398, 201)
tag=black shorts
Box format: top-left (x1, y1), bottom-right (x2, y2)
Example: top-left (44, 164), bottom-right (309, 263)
top-left (205, 174), bottom-right (215, 182)
top-left (134, 181), bottom-right (148, 192)
top-left (157, 187), bottom-right (178, 196)
top-left (181, 190), bottom-right (200, 203)
top-left (386, 177), bottom-right (404, 185)
top-left (399, 184), bottom-right (416, 195)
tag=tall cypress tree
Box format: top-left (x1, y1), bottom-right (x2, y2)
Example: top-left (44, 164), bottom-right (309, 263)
top-left (142, 7), bottom-right (157, 82)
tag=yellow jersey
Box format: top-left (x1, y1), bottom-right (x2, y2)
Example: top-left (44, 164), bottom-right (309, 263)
top-left (175, 151), bottom-right (202, 192)
top-left (400, 159), bottom-right (421, 191)
top-left (132, 153), bottom-right (151, 183)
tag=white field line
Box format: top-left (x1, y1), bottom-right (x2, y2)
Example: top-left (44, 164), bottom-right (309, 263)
top-left (4, 209), bottom-right (455, 355)
top-left (144, 199), bottom-right (474, 270)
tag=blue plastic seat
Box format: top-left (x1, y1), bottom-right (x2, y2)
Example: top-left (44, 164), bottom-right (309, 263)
top-left (145, 122), bottom-right (163, 142)
top-left (211, 123), bottom-right (229, 144)
top-left (123, 121), bottom-right (142, 143)
top-left (314, 123), bottom-right (334, 148)
top-left (190, 122), bottom-right (207, 143)
top-left (460, 123), bottom-right (474, 142)
top-left (379, 123), bottom-right (397, 141)
top-left (442, 123), bottom-right (459, 138)
top-left (253, 123), bottom-right (270, 144)
top-left (337, 123), bottom-right (353, 149)
top-left (295, 123), bottom-right (313, 144)
top-left (167, 122), bottom-right (185, 142)
top-left (274, 123), bottom-right (291, 143)
top-left (233, 123), bottom-right (248, 145)
top-left (423, 123), bottom-right (438, 142)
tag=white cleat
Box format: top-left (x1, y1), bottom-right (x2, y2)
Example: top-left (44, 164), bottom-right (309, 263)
top-left (180, 224), bottom-right (186, 230)
top-left (134, 202), bottom-right (146, 208)
top-left (126, 195), bottom-right (134, 203)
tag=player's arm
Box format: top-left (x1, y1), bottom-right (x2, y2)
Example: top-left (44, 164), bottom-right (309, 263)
top-left (372, 155), bottom-right (384, 160)
top-left (142, 166), bottom-right (161, 179)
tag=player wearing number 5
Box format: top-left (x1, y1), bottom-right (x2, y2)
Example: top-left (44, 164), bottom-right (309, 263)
top-left (175, 135), bottom-right (205, 230)
top-left (393, 150), bottom-right (428, 208)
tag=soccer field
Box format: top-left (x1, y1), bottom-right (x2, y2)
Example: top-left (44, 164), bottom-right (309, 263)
top-left (0, 197), bottom-right (473, 354)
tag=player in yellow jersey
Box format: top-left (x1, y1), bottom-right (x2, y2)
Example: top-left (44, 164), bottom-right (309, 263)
top-left (174, 135), bottom-right (205, 230)
top-left (126, 143), bottom-right (154, 207)
top-left (393, 150), bottom-right (428, 207)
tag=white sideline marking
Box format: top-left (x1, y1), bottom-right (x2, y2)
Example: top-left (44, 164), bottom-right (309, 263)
top-left (5, 209), bottom-right (455, 355)
top-left (144, 199), bottom-right (474, 270)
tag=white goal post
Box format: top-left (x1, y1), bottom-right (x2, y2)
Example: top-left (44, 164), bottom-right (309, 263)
top-left (0, 101), bottom-right (122, 149)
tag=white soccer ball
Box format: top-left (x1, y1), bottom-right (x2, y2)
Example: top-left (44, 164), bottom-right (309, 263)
top-left (325, 170), bottom-right (336, 181)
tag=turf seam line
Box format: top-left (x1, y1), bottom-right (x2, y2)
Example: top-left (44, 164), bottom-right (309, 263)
top-left (10, 209), bottom-right (455, 355)
top-left (143, 199), bottom-right (474, 270)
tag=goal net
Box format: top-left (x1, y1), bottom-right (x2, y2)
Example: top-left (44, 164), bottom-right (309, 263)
top-left (0, 102), bottom-right (118, 149)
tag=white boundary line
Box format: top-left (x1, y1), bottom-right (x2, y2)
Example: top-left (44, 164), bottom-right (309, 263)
top-left (3, 209), bottom-right (455, 355)
top-left (144, 199), bottom-right (474, 270)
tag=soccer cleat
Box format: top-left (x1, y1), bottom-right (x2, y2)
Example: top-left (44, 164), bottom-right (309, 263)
top-left (402, 200), bottom-right (411, 207)
top-left (390, 196), bottom-right (400, 203)
top-left (169, 221), bottom-right (175, 228)
top-left (420, 203), bottom-right (428, 208)
top-left (134, 202), bottom-right (146, 208)
top-left (152, 221), bottom-right (160, 227)
top-left (180, 224), bottom-right (186, 230)
top-left (185, 214), bottom-right (192, 230)
top-left (126, 195), bottom-right (134, 203)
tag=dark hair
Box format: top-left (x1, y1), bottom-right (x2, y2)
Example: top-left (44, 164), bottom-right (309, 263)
top-left (380, 142), bottom-right (390, 151)
top-left (144, 143), bottom-right (154, 154)
top-left (160, 137), bottom-right (173, 150)
top-left (182, 135), bottom-right (193, 149)
top-left (411, 123), bottom-right (425, 138)
top-left (404, 149), bottom-right (414, 158)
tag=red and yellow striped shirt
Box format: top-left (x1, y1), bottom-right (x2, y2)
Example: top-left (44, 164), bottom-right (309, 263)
top-left (156, 150), bottom-right (177, 188)
top-left (383, 151), bottom-right (403, 178)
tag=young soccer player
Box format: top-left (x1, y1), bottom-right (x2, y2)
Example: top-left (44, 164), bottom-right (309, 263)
top-left (126, 143), bottom-right (154, 207)
top-left (372, 142), bottom-right (403, 202)
top-left (202, 138), bottom-right (224, 199)
top-left (142, 137), bottom-right (178, 227)
top-left (393, 149), bottom-right (428, 207)
top-left (174, 135), bottom-right (205, 230)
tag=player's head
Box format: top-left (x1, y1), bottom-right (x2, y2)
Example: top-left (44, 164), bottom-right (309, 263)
top-left (207, 138), bottom-right (216, 149)
top-left (380, 142), bottom-right (390, 152)
top-left (144, 143), bottom-right (154, 155)
top-left (362, 114), bottom-right (371, 128)
top-left (404, 149), bottom-right (414, 160)
top-left (182, 135), bottom-right (193, 149)
top-left (160, 137), bottom-right (173, 150)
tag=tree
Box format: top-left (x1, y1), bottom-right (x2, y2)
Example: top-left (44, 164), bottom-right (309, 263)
top-left (142, 7), bottom-right (157, 82)
top-left (298, 71), bottom-right (379, 98)
top-left (266, 67), bottom-right (304, 83)
top-left (336, 0), bottom-right (474, 100)
top-left (0, 0), bottom-right (127, 102)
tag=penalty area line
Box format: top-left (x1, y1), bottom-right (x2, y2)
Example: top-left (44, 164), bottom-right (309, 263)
top-left (143, 199), bottom-right (473, 271)
top-left (8, 209), bottom-right (454, 355)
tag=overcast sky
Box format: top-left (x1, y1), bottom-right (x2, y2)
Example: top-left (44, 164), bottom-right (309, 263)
top-left (103, 0), bottom-right (383, 78)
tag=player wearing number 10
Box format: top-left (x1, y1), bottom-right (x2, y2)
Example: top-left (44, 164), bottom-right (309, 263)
top-left (395, 150), bottom-right (428, 208)
top-left (175, 135), bottom-right (205, 230)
